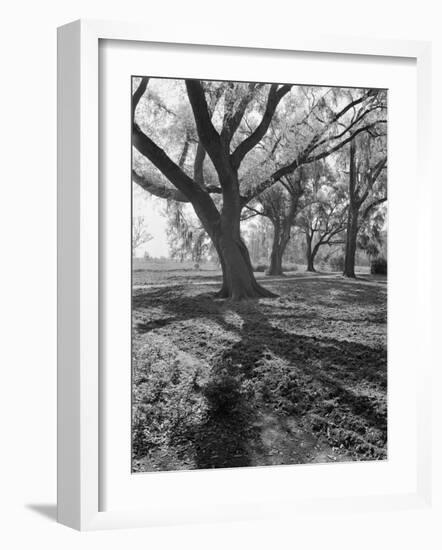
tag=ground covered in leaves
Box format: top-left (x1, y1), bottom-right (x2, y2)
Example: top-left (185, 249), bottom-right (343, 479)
top-left (132, 261), bottom-right (387, 472)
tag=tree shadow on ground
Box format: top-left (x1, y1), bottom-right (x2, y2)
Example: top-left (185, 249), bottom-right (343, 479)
top-left (133, 278), bottom-right (387, 468)
top-left (217, 309), bottom-right (386, 418)
top-left (135, 284), bottom-right (386, 388)
top-left (177, 308), bottom-right (386, 467)
top-left (133, 286), bottom-right (240, 336)
top-left (274, 277), bottom-right (386, 307)
top-left (180, 354), bottom-right (262, 469)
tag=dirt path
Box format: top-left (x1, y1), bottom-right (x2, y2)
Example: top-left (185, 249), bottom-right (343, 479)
top-left (247, 409), bottom-right (343, 466)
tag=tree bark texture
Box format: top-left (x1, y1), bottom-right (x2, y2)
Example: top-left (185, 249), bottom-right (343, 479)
top-left (305, 233), bottom-right (317, 272)
top-left (343, 206), bottom-right (359, 278)
top-left (266, 219), bottom-right (291, 276)
top-left (210, 207), bottom-right (276, 300)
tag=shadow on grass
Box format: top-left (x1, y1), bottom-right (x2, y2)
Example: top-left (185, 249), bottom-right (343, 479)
top-left (136, 317), bottom-right (176, 333)
top-left (133, 277), bottom-right (387, 468)
top-left (182, 354), bottom-right (260, 469)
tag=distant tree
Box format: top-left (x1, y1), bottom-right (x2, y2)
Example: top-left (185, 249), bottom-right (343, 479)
top-left (247, 177), bottom-right (303, 276)
top-left (240, 86), bottom-right (386, 276)
top-left (343, 133), bottom-right (387, 277)
top-left (242, 216), bottom-right (273, 266)
top-left (297, 164), bottom-right (347, 272)
top-left (132, 216), bottom-right (153, 256)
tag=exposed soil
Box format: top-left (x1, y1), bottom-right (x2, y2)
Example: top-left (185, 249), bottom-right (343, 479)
top-left (132, 264), bottom-right (387, 472)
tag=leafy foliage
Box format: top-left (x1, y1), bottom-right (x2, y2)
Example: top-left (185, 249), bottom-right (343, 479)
top-left (165, 202), bottom-right (216, 263)
top-left (329, 254), bottom-right (345, 272)
top-left (371, 257), bottom-right (387, 275)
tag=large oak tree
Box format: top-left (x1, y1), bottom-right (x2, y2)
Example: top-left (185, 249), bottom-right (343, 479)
top-left (132, 78), bottom-right (385, 298)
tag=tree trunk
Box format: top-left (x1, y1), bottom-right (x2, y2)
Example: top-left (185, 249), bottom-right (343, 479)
top-left (266, 221), bottom-right (286, 276)
top-left (207, 195), bottom-right (276, 300)
top-left (265, 190), bottom-right (300, 276)
top-left (213, 230), bottom-right (276, 300)
top-left (267, 244), bottom-right (284, 276)
top-left (344, 206), bottom-right (359, 278)
top-left (305, 234), bottom-right (316, 272)
top-left (344, 138), bottom-right (359, 278)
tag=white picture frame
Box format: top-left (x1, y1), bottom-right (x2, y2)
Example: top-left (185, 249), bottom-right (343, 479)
top-left (57, 19), bottom-right (432, 531)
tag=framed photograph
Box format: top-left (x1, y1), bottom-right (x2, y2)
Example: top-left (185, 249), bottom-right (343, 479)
top-left (57, 19), bottom-right (432, 530)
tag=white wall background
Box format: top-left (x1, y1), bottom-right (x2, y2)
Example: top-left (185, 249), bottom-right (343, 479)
top-left (0, 1), bottom-right (440, 548)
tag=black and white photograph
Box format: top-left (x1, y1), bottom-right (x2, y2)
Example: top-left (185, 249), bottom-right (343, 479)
top-left (3, 1), bottom-right (439, 544)
top-left (131, 76), bottom-right (387, 473)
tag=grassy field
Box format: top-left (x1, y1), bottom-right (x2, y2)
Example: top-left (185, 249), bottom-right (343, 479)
top-left (132, 259), bottom-right (387, 472)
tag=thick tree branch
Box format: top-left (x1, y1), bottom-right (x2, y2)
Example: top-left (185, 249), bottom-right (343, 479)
top-left (132, 169), bottom-right (189, 202)
top-left (132, 79), bottom-right (204, 201)
top-left (231, 84), bottom-right (292, 169)
top-left (133, 124), bottom-right (204, 202)
top-left (132, 77), bottom-right (149, 118)
top-left (132, 79), bottom-right (222, 230)
top-left (185, 79), bottom-right (231, 180)
top-left (178, 135), bottom-right (191, 169)
top-left (302, 91), bottom-right (376, 155)
top-left (193, 142), bottom-right (223, 195)
top-left (326, 239), bottom-right (346, 246)
top-left (220, 82), bottom-right (259, 146)
top-left (328, 90), bottom-right (378, 126)
top-left (194, 142), bottom-right (206, 187)
top-left (243, 119), bottom-right (385, 205)
top-left (309, 106), bottom-right (384, 154)
top-left (244, 204), bottom-right (268, 218)
top-left (358, 156), bottom-right (387, 206)
top-left (307, 122), bottom-right (386, 164)
top-left (362, 196), bottom-right (387, 219)
top-left (371, 157), bottom-right (387, 183)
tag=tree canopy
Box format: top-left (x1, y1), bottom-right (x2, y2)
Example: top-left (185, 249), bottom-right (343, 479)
top-left (132, 77), bottom-right (387, 297)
